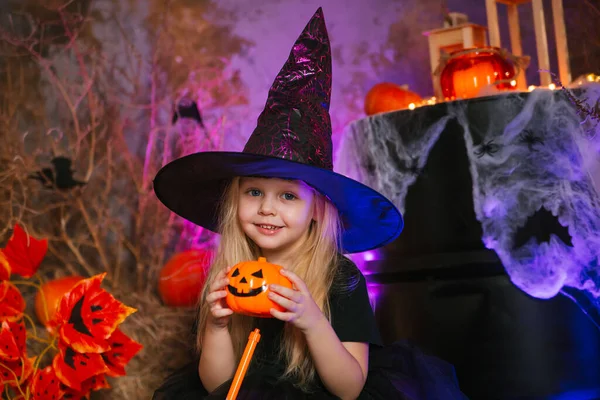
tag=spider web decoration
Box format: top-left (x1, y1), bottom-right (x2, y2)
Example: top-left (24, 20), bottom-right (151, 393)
top-left (456, 86), bottom-right (600, 302)
top-left (336, 108), bottom-right (452, 215)
top-left (338, 83), bottom-right (600, 329)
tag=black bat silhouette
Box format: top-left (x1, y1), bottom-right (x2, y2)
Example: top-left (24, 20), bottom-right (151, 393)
top-left (513, 206), bottom-right (573, 249)
top-left (29, 156), bottom-right (86, 190)
top-left (172, 97), bottom-right (205, 128)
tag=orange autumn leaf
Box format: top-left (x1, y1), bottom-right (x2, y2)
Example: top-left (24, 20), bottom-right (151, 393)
top-left (52, 273), bottom-right (137, 353)
top-left (0, 282), bottom-right (25, 323)
top-left (1, 224), bottom-right (47, 278)
top-left (101, 328), bottom-right (143, 377)
top-left (52, 342), bottom-right (109, 392)
top-left (29, 366), bottom-right (64, 400)
top-left (0, 251), bottom-right (10, 281)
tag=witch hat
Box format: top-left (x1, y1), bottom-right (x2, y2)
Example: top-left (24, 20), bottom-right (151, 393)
top-left (153, 7), bottom-right (403, 253)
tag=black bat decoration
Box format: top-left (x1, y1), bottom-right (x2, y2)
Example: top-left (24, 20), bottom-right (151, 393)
top-left (172, 97), bottom-right (205, 128)
top-left (513, 206), bottom-right (573, 249)
top-left (29, 156), bottom-right (86, 190)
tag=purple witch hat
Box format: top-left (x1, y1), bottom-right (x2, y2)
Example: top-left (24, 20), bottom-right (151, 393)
top-left (153, 8), bottom-right (403, 253)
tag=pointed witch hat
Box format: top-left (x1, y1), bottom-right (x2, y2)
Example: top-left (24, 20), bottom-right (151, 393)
top-left (153, 7), bottom-right (403, 253)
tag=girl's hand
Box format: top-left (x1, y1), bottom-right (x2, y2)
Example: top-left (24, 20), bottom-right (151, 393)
top-left (268, 269), bottom-right (325, 333)
top-left (205, 266), bottom-right (233, 329)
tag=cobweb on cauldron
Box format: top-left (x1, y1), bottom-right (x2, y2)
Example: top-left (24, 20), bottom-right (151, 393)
top-left (452, 83), bottom-right (600, 328)
top-left (337, 83), bottom-right (600, 330)
top-left (336, 112), bottom-right (452, 214)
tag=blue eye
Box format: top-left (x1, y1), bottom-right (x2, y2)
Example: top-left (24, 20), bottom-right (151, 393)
top-left (283, 193), bottom-right (296, 201)
top-left (248, 189), bottom-right (261, 196)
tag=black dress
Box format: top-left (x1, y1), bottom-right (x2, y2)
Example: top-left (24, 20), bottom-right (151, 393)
top-left (153, 260), bottom-right (469, 400)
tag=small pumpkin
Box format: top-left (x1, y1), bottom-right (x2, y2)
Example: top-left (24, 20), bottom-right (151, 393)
top-left (34, 276), bottom-right (84, 328)
top-left (159, 249), bottom-right (213, 307)
top-left (364, 82), bottom-right (422, 116)
top-left (225, 257), bottom-right (293, 318)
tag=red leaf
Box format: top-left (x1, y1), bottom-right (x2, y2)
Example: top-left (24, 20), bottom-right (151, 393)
top-left (1, 224), bottom-right (47, 278)
top-left (29, 366), bottom-right (63, 400)
top-left (0, 282), bottom-right (25, 323)
top-left (0, 321), bottom-right (26, 361)
top-left (52, 341), bottom-right (109, 391)
top-left (101, 329), bottom-right (142, 377)
top-left (0, 251), bottom-right (10, 281)
top-left (82, 373), bottom-right (110, 392)
top-left (62, 373), bottom-right (110, 399)
top-left (53, 274), bottom-right (136, 353)
top-left (62, 385), bottom-right (91, 400)
top-left (0, 322), bottom-right (20, 361)
top-left (0, 355), bottom-right (36, 387)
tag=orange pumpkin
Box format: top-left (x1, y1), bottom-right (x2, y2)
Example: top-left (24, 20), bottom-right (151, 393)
top-left (225, 257), bottom-right (293, 318)
top-left (440, 47), bottom-right (517, 100)
top-left (364, 83), bottom-right (422, 116)
top-left (159, 249), bottom-right (213, 307)
top-left (34, 276), bottom-right (84, 328)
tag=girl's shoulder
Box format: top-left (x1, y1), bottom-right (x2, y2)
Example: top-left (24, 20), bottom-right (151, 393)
top-left (331, 254), bottom-right (365, 296)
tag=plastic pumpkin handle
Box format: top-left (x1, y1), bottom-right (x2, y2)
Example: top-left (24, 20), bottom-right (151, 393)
top-left (226, 328), bottom-right (261, 400)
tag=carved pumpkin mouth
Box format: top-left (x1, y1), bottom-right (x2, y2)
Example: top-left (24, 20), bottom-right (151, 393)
top-left (227, 284), bottom-right (266, 297)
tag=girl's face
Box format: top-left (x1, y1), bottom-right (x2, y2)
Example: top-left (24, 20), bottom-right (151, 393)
top-left (238, 177), bottom-right (316, 265)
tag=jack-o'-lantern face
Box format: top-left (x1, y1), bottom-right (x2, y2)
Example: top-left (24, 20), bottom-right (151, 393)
top-left (225, 257), bottom-right (293, 318)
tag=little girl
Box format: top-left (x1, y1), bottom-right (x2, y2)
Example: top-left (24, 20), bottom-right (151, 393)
top-left (152, 8), bottom-right (467, 400)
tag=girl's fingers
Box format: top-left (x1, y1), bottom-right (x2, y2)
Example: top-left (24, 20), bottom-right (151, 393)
top-left (212, 308), bottom-right (233, 318)
top-left (209, 266), bottom-right (234, 292)
top-left (279, 269), bottom-right (309, 293)
top-left (269, 308), bottom-right (295, 322)
top-left (268, 291), bottom-right (297, 312)
top-left (269, 284), bottom-right (302, 303)
top-left (217, 266), bottom-right (233, 278)
top-left (210, 277), bottom-right (230, 291)
top-left (206, 290), bottom-right (227, 303)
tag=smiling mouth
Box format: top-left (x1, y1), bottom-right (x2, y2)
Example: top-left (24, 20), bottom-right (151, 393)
top-left (512, 206), bottom-right (573, 250)
top-left (227, 285), bottom-right (266, 297)
top-left (254, 224), bottom-right (283, 231)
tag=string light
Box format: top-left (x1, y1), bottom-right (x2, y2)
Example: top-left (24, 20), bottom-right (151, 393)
top-left (402, 81), bottom-right (588, 112)
top-left (572, 73), bottom-right (600, 86)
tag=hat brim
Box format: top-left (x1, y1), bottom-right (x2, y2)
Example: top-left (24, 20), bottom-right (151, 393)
top-left (152, 152), bottom-right (403, 254)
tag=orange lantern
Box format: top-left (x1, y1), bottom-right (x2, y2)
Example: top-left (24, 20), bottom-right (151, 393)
top-left (225, 257), bottom-right (293, 318)
top-left (35, 276), bottom-right (84, 328)
top-left (364, 83), bottom-right (422, 115)
top-left (440, 47), bottom-right (517, 100)
top-left (159, 249), bottom-right (213, 307)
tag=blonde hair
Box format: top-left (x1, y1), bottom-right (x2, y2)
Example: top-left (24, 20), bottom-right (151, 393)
top-left (196, 176), bottom-right (342, 389)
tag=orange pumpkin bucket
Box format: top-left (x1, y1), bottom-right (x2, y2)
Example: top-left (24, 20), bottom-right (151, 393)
top-left (225, 257), bottom-right (293, 318)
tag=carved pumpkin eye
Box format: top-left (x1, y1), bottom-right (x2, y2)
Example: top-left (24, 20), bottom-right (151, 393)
top-left (231, 268), bottom-right (240, 277)
top-left (251, 270), bottom-right (263, 278)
